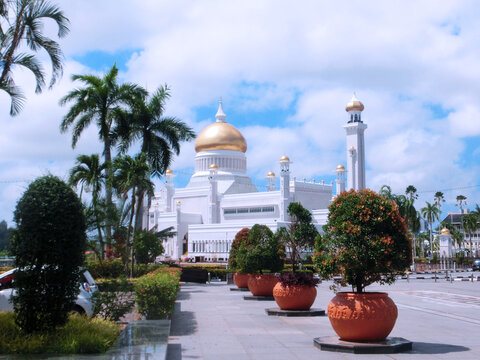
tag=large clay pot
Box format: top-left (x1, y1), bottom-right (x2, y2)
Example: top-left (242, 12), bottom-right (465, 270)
top-left (273, 283), bottom-right (317, 310)
top-left (327, 292), bottom-right (398, 342)
top-left (233, 273), bottom-right (250, 288)
top-left (247, 274), bottom-right (278, 296)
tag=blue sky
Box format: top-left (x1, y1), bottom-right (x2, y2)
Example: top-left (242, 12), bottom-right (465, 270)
top-left (1, 0), bottom-right (480, 226)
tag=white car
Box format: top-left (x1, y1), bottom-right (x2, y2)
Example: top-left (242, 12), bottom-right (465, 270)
top-left (0, 268), bottom-right (98, 317)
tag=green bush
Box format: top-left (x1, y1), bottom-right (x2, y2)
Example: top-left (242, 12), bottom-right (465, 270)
top-left (236, 224), bottom-right (284, 274)
top-left (86, 258), bottom-right (163, 279)
top-left (134, 230), bottom-right (165, 264)
top-left (134, 267), bottom-right (181, 319)
top-left (92, 289), bottom-right (135, 321)
top-left (228, 228), bottom-right (250, 270)
top-left (11, 175), bottom-right (86, 333)
top-left (0, 312), bottom-right (120, 354)
top-left (95, 278), bottom-right (136, 292)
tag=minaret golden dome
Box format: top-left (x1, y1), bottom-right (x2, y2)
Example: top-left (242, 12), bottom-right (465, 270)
top-left (165, 169), bottom-right (173, 175)
top-left (194, 101), bottom-right (247, 153)
top-left (267, 171), bottom-right (275, 177)
top-left (280, 155), bottom-right (290, 161)
top-left (346, 93), bottom-right (364, 112)
top-left (336, 164), bottom-right (345, 171)
top-left (209, 163), bottom-right (219, 170)
top-left (440, 228), bottom-right (451, 235)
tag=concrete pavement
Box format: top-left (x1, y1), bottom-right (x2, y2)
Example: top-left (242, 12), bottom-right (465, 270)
top-left (167, 279), bottom-right (480, 360)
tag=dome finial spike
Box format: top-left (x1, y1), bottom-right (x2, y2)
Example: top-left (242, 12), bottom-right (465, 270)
top-left (216, 97), bottom-right (227, 123)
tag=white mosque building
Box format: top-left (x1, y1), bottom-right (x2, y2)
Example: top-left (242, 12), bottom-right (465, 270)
top-left (147, 95), bottom-right (368, 261)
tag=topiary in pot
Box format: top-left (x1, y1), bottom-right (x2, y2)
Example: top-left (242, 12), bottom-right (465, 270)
top-left (274, 202), bottom-right (319, 309)
top-left (313, 189), bottom-right (411, 341)
top-left (236, 224), bottom-right (284, 296)
top-left (228, 228), bottom-right (251, 288)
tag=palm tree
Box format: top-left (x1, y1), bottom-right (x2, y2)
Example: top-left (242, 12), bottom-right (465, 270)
top-left (69, 154), bottom-right (108, 257)
top-left (421, 202), bottom-right (440, 259)
top-left (115, 84), bottom-right (195, 229)
top-left (405, 185), bottom-right (418, 200)
top-left (60, 64), bottom-right (147, 239)
top-left (112, 153), bottom-right (154, 275)
top-left (0, 0), bottom-right (69, 115)
top-left (463, 213), bottom-right (479, 256)
top-left (434, 191), bottom-right (445, 208)
top-left (379, 185), bottom-right (394, 200)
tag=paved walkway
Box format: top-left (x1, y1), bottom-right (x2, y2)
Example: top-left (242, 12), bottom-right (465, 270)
top-left (167, 279), bottom-right (480, 360)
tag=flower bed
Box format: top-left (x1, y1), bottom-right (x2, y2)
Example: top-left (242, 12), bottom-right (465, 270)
top-left (134, 267), bottom-right (181, 319)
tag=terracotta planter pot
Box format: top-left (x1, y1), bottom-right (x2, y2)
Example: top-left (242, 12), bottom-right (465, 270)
top-left (247, 274), bottom-right (278, 296)
top-left (233, 273), bottom-right (250, 288)
top-left (327, 292), bottom-right (398, 342)
top-left (273, 283), bottom-right (317, 310)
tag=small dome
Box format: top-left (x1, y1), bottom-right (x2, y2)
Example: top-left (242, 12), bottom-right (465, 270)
top-left (440, 228), bottom-right (451, 235)
top-left (267, 171), bottom-right (275, 177)
top-left (209, 163), bottom-right (219, 170)
top-left (331, 196), bottom-right (336, 201)
top-left (349, 146), bottom-right (355, 151)
top-left (336, 164), bottom-right (345, 171)
top-left (280, 155), bottom-right (290, 162)
top-left (165, 169), bottom-right (173, 175)
top-left (346, 93), bottom-right (364, 112)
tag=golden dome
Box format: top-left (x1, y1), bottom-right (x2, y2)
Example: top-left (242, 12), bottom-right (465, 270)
top-left (267, 171), bottom-right (275, 177)
top-left (346, 94), bottom-right (364, 112)
top-left (336, 164), bottom-right (345, 171)
top-left (440, 228), bottom-right (451, 235)
top-left (165, 169), bottom-right (173, 175)
top-left (195, 122), bottom-right (247, 153)
top-left (209, 163), bottom-right (219, 170)
top-left (280, 155), bottom-right (290, 162)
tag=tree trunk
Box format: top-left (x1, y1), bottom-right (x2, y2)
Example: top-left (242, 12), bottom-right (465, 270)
top-left (104, 135), bottom-right (113, 251)
top-left (128, 186), bottom-right (136, 278)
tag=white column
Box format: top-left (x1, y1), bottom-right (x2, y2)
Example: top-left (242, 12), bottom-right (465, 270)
top-left (279, 156), bottom-right (291, 221)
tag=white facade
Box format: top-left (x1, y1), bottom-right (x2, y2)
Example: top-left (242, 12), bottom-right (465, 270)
top-left (148, 96), bottom-right (367, 261)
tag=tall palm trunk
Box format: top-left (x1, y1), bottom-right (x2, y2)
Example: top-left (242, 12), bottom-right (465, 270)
top-left (128, 185), bottom-right (137, 278)
top-left (104, 135), bottom-right (113, 249)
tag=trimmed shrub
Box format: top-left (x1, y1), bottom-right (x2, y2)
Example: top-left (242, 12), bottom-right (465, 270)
top-left (134, 267), bottom-right (181, 319)
top-left (11, 175), bottom-right (86, 333)
top-left (92, 289), bottom-right (135, 321)
top-left (277, 272), bottom-right (320, 287)
top-left (86, 259), bottom-right (162, 278)
top-left (0, 312), bottom-right (120, 354)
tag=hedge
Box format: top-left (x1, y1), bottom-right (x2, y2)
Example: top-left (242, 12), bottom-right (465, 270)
top-left (134, 267), bottom-right (181, 319)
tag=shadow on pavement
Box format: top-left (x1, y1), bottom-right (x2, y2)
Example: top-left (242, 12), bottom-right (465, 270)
top-left (170, 302), bottom-right (198, 336)
top-left (411, 342), bottom-right (470, 354)
top-left (166, 343), bottom-right (182, 360)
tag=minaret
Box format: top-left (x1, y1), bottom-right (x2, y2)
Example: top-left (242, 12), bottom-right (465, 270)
top-left (267, 171), bottom-right (276, 191)
top-left (208, 163), bottom-right (219, 224)
top-left (165, 169), bottom-right (175, 212)
top-left (279, 155), bottom-right (290, 221)
top-left (344, 94), bottom-right (367, 190)
top-left (335, 164), bottom-right (345, 195)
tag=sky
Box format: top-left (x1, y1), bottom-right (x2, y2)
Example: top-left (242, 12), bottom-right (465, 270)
top-left (1, 0), bottom-right (480, 226)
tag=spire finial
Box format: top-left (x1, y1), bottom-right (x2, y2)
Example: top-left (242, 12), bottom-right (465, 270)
top-left (215, 98), bottom-right (226, 122)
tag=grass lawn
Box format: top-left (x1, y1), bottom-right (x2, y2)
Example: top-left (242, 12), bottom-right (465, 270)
top-left (0, 312), bottom-right (121, 354)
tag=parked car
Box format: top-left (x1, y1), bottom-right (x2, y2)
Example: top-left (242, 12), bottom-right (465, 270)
top-left (473, 259), bottom-right (480, 271)
top-left (0, 268), bottom-right (97, 316)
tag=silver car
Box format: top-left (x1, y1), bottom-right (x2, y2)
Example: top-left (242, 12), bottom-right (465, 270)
top-left (0, 268), bottom-right (97, 316)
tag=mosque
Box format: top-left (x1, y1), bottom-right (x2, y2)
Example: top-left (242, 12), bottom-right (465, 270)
top-left (147, 95), bottom-right (368, 261)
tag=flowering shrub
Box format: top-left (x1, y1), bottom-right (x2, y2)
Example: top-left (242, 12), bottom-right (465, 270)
top-left (228, 228), bottom-right (250, 271)
top-left (277, 272), bottom-right (319, 287)
top-left (134, 267), bottom-right (181, 319)
top-left (313, 189), bottom-right (411, 293)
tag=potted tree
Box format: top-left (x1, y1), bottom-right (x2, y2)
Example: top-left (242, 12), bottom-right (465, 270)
top-left (313, 189), bottom-right (411, 342)
top-left (228, 228), bottom-right (251, 289)
top-left (236, 224), bottom-right (284, 296)
top-left (274, 202), bottom-right (320, 310)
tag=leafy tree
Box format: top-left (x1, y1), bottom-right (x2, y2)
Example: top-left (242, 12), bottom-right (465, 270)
top-left (228, 228), bottom-right (250, 270)
top-left (275, 202), bottom-right (318, 272)
top-left (236, 224), bottom-right (284, 274)
top-left (11, 175), bottom-right (86, 333)
top-left (0, 220), bottom-right (13, 252)
top-left (133, 230), bottom-right (165, 264)
top-left (421, 202), bottom-right (440, 257)
top-left (434, 191), bottom-right (445, 208)
top-left (314, 189), bottom-right (410, 293)
top-left (0, 0), bottom-right (69, 115)
top-left (60, 63), bottom-right (147, 241)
